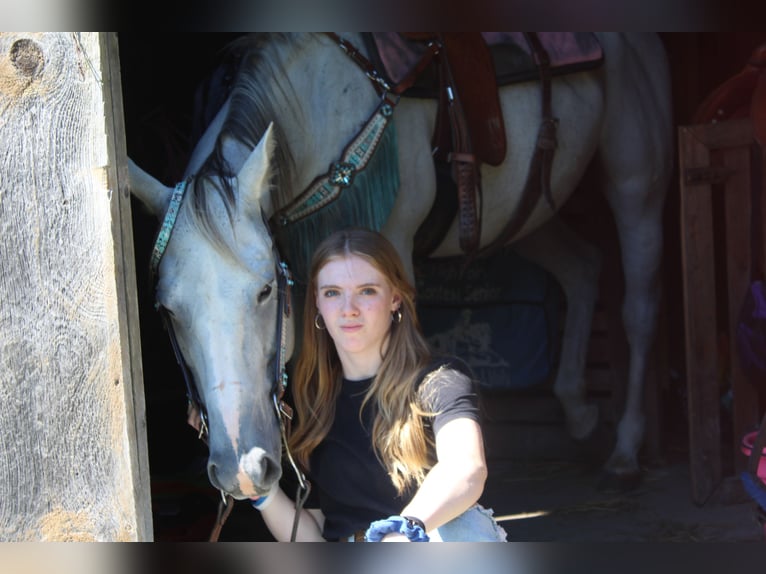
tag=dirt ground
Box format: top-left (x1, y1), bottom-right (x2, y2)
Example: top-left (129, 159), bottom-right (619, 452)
top-left (481, 458), bottom-right (763, 542)
top-left (478, 397), bottom-right (765, 543)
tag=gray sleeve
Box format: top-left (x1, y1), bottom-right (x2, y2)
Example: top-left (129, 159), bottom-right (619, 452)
top-left (419, 366), bottom-right (480, 435)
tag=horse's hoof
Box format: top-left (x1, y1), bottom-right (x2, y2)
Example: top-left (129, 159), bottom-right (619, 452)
top-left (597, 469), bottom-right (643, 493)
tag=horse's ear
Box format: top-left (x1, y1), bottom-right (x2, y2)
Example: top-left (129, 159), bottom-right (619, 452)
top-left (128, 158), bottom-right (173, 217)
top-left (237, 122), bottom-right (276, 218)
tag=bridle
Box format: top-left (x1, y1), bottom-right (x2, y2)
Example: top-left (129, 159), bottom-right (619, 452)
top-left (148, 176), bottom-right (310, 541)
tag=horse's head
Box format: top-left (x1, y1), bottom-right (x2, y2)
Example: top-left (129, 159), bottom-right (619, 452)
top-left (129, 125), bottom-right (293, 500)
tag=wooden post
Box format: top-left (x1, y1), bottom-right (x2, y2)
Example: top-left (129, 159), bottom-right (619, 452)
top-left (679, 117), bottom-right (763, 505)
top-left (0, 33), bottom-right (151, 540)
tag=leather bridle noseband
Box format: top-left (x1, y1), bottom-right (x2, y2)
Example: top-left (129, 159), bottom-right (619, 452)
top-left (148, 176), bottom-right (309, 541)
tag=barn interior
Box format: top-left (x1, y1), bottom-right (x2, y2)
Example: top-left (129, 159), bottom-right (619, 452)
top-left (117, 33), bottom-right (766, 541)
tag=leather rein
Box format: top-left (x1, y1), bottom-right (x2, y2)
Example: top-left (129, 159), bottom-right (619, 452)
top-left (149, 177), bottom-right (310, 542)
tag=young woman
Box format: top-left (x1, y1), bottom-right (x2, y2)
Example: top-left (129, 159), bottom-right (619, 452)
top-left (254, 228), bottom-right (506, 542)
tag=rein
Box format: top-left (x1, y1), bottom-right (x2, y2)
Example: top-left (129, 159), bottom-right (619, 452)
top-left (149, 176), bottom-right (309, 542)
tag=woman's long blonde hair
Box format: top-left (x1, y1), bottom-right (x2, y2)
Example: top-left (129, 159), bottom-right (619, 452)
top-left (288, 228), bottom-right (435, 493)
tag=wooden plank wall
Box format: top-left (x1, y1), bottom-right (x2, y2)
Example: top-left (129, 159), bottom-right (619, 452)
top-left (0, 33), bottom-right (151, 540)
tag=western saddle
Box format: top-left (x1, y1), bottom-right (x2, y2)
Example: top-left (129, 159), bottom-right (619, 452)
top-left (363, 32), bottom-right (603, 259)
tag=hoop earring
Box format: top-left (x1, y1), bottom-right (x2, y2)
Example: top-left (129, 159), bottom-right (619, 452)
top-left (314, 313), bottom-right (326, 330)
top-left (392, 309), bottom-right (403, 324)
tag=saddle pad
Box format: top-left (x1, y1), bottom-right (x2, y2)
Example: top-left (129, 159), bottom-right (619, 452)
top-left (364, 32), bottom-right (604, 98)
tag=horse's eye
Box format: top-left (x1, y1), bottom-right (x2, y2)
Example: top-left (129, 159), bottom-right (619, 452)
top-left (257, 284), bottom-right (272, 304)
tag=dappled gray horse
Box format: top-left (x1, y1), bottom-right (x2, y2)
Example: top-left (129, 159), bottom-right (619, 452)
top-left (129, 33), bottom-right (672, 500)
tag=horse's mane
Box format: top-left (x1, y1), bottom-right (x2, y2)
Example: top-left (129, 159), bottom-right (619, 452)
top-left (190, 33), bottom-right (312, 244)
top-left (186, 33), bottom-right (399, 286)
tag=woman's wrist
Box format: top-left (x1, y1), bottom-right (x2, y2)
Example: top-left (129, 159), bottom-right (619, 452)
top-left (250, 490), bottom-right (275, 511)
top-left (364, 514), bottom-right (429, 542)
top-left (401, 515), bottom-right (426, 533)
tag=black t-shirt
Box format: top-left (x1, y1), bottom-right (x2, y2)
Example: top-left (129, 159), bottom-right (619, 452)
top-left (307, 357), bottom-right (480, 541)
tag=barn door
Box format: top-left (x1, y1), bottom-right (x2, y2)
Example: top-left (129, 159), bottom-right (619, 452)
top-left (0, 33), bottom-right (151, 540)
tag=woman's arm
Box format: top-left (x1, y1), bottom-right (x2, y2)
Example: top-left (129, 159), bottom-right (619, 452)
top-left (385, 416), bottom-right (488, 541)
top-left (257, 487), bottom-right (326, 541)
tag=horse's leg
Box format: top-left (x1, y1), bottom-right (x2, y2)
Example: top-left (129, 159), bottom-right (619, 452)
top-left (591, 184), bottom-right (666, 490)
top-left (513, 217), bottom-right (603, 442)
top-left (595, 180), bottom-right (667, 488)
top-left (595, 33), bottom-right (673, 489)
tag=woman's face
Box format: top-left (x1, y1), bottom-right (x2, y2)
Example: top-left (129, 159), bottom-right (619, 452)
top-left (315, 254), bottom-right (401, 377)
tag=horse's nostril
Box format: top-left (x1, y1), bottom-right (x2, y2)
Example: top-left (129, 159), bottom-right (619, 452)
top-left (236, 448), bottom-right (284, 492)
top-left (263, 457), bottom-right (282, 486)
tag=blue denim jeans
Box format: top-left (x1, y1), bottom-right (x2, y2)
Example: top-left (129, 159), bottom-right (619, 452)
top-left (429, 504), bottom-right (507, 542)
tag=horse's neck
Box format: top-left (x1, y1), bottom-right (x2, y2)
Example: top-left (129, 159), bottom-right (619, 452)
top-left (187, 33), bottom-right (380, 217)
top-left (276, 33), bottom-right (382, 202)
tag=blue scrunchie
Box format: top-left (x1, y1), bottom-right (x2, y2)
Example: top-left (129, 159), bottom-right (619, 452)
top-left (364, 515), bottom-right (430, 542)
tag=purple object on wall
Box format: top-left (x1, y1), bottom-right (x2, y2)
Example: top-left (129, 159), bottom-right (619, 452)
top-left (737, 279), bottom-right (766, 381)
